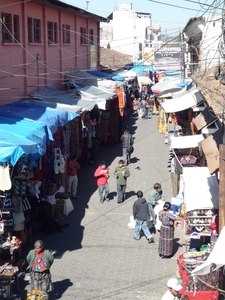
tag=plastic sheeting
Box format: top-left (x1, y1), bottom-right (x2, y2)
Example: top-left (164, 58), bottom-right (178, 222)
top-left (161, 88), bottom-right (204, 113)
top-left (0, 130), bottom-right (38, 166)
top-left (170, 134), bottom-right (204, 149)
top-left (0, 102), bottom-right (78, 141)
top-left (183, 167), bottom-right (219, 212)
top-left (0, 116), bottom-right (46, 156)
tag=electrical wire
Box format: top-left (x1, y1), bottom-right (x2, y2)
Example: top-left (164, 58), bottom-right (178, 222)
top-left (148, 0), bottom-right (205, 12)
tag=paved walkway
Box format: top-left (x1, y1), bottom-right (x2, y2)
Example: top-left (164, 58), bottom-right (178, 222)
top-left (21, 112), bottom-right (186, 300)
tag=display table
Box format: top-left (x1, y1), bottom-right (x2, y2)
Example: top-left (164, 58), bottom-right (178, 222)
top-left (0, 268), bottom-right (19, 294)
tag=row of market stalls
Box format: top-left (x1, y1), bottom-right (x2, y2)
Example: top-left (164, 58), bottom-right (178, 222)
top-left (157, 81), bottom-right (223, 299)
top-left (0, 70), bottom-right (128, 251)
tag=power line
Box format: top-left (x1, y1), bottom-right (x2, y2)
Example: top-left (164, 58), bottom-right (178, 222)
top-left (148, 0), bottom-right (205, 12)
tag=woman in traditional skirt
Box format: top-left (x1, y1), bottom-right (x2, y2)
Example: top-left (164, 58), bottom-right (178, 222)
top-left (27, 240), bottom-right (54, 292)
top-left (158, 202), bottom-right (183, 258)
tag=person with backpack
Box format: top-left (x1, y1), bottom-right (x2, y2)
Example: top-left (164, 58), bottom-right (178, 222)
top-left (121, 129), bottom-right (134, 165)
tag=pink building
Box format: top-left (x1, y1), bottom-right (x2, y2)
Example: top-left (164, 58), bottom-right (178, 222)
top-left (0, 0), bottom-right (107, 104)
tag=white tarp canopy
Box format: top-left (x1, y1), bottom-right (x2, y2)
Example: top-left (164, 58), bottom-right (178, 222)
top-left (29, 88), bottom-right (106, 112)
top-left (161, 88), bottom-right (204, 113)
top-left (183, 167), bottom-right (219, 212)
top-left (170, 134), bottom-right (204, 149)
top-left (192, 226), bottom-right (225, 275)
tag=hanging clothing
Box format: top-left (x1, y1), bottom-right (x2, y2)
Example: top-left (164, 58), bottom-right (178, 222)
top-left (157, 108), bottom-right (168, 134)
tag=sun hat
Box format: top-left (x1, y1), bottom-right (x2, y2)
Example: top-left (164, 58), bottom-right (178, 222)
top-left (167, 278), bottom-right (182, 291)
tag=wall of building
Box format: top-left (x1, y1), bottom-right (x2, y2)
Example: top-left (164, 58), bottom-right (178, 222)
top-left (100, 8), bottom-right (151, 60)
top-left (0, 0), bottom-right (100, 104)
top-left (202, 16), bottom-right (221, 70)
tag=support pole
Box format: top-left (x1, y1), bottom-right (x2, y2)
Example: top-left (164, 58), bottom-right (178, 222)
top-left (219, 145), bottom-right (225, 234)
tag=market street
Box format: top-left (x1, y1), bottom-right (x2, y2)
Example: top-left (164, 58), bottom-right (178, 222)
top-left (21, 113), bottom-right (186, 300)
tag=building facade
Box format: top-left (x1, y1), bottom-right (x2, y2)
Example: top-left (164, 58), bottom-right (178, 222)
top-left (0, 0), bottom-right (106, 104)
top-left (182, 15), bottom-right (222, 79)
top-left (100, 3), bottom-right (152, 61)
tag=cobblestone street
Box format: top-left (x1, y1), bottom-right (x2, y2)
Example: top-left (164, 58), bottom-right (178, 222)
top-left (21, 113), bottom-right (186, 300)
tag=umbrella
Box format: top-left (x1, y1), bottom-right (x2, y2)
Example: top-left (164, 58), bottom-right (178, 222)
top-left (151, 81), bottom-right (178, 94)
top-left (138, 76), bottom-right (153, 85)
top-left (157, 87), bottom-right (182, 99)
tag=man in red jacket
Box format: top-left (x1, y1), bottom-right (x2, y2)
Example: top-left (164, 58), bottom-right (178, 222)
top-left (94, 161), bottom-right (110, 204)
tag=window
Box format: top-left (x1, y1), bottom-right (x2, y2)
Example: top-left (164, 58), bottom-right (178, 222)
top-left (80, 27), bottom-right (87, 44)
top-left (1, 13), bottom-right (20, 43)
top-left (47, 21), bottom-right (57, 43)
top-left (27, 17), bottom-right (41, 43)
top-left (63, 24), bottom-right (70, 44)
top-left (89, 29), bottom-right (94, 44)
top-left (33, 19), bottom-right (41, 43)
top-left (2, 13), bottom-right (11, 42)
top-left (13, 15), bottom-right (19, 42)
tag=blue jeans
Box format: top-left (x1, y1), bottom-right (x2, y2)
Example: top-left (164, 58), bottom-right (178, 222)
top-left (134, 220), bottom-right (152, 240)
top-left (148, 204), bottom-right (156, 221)
top-left (122, 147), bottom-right (131, 165)
top-left (117, 184), bottom-right (126, 202)
top-left (98, 185), bottom-right (109, 201)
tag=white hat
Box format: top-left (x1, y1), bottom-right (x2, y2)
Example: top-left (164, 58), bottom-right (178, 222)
top-left (167, 278), bottom-right (182, 291)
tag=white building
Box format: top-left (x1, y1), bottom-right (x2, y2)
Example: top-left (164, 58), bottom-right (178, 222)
top-left (100, 3), bottom-right (153, 61)
top-left (182, 15), bottom-right (222, 79)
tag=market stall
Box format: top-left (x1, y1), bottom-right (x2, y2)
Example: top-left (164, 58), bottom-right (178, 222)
top-left (176, 167), bottom-right (219, 299)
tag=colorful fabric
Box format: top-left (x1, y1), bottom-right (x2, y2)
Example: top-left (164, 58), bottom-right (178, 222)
top-left (30, 270), bottom-right (53, 293)
top-left (31, 252), bottom-right (48, 272)
top-left (158, 210), bottom-right (176, 256)
top-left (157, 108), bottom-right (168, 134)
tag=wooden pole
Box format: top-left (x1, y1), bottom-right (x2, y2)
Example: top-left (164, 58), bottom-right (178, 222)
top-left (219, 144), bottom-right (225, 234)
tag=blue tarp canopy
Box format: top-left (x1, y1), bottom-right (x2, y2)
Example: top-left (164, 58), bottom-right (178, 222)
top-left (112, 65), bottom-right (155, 81)
top-left (0, 116), bottom-right (47, 157)
top-left (0, 102), bottom-right (79, 141)
top-left (87, 70), bottom-right (113, 79)
top-left (131, 65), bottom-right (154, 74)
top-left (0, 130), bottom-right (40, 166)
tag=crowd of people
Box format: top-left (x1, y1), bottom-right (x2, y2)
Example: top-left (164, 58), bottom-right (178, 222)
top-left (24, 86), bottom-right (187, 299)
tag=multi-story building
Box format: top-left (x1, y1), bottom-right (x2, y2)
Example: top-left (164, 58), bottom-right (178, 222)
top-left (182, 15), bottom-right (222, 79)
top-left (0, 0), bottom-right (107, 104)
top-left (100, 3), bottom-right (152, 61)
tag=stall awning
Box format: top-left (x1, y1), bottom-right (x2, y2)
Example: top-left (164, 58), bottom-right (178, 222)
top-left (170, 134), bottom-right (204, 149)
top-left (0, 130), bottom-right (39, 166)
top-left (0, 102), bottom-right (78, 141)
top-left (201, 123), bottom-right (223, 174)
top-left (183, 167), bottom-right (219, 212)
top-left (193, 107), bottom-right (217, 130)
top-left (161, 88), bottom-right (203, 113)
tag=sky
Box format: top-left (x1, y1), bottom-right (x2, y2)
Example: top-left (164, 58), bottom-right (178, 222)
top-left (63, 0), bottom-right (223, 35)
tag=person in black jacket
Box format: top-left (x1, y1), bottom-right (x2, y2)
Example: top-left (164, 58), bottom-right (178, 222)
top-left (133, 190), bottom-right (154, 243)
top-left (121, 129), bottom-right (134, 165)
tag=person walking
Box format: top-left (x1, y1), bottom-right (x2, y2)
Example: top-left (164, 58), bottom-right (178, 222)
top-left (121, 129), bottom-right (134, 166)
top-left (67, 154), bottom-right (80, 199)
top-left (170, 153), bottom-right (183, 197)
top-left (148, 183), bottom-right (165, 223)
top-left (94, 161), bottom-right (110, 204)
top-left (133, 190), bottom-right (154, 243)
top-left (158, 202), bottom-right (184, 258)
top-left (114, 160), bottom-right (130, 203)
top-left (26, 240), bottom-right (54, 293)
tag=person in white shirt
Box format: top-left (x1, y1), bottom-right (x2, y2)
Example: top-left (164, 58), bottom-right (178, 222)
top-left (161, 278), bottom-right (183, 300)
